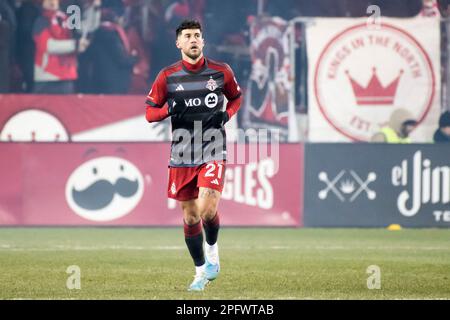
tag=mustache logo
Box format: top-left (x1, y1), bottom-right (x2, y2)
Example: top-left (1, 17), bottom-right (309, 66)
top-left (65, 156), bottom-right (145, 222)
top-left (72, 177), bottom-right (139, 210)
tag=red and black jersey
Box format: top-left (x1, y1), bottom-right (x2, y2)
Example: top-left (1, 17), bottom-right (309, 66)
top-left (145, 57), bottom-right (241, 167)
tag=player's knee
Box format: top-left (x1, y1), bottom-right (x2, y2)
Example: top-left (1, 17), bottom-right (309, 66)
top-left (182, 207), bottom-right (201, 225)
top-left (199, 206), bottom-right (216, 221)
top-left (184, 214), bottom-right (201, 225)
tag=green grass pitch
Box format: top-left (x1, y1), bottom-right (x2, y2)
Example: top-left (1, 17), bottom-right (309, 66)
top-left (0, 228), bottom-right (449, 299)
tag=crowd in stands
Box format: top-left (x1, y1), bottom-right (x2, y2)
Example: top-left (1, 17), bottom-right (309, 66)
top-left (1, 0), bottom-right (449, 142)
top-left (2, 0), bottom-right (449, 95)
top-left (0, 0), bottom-right (256, 94)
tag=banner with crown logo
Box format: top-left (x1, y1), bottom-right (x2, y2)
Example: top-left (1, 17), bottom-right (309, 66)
top-left (306, 17), bottom-right (441, 142)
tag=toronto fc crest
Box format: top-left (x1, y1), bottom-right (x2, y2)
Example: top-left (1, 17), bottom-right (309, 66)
top-left (206, 77), bottom-right (218, 91)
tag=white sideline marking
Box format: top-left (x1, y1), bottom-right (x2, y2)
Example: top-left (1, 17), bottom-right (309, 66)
top-left (0, 244), bottom-right (448, 251)
top-left (0, 245), bottom-right (186, 251)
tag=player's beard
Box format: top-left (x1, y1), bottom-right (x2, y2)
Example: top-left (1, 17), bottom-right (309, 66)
top-left (184, 48), bottom-right (202, 60)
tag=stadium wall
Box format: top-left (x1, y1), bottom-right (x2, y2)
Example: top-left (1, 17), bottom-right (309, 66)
top-left (0, 142), bottom-right (303, 226)
top-left (1, 142), bottom-right (448, 228)
top-left (1, 95), bottom-right (448, 228)
top-left (304, 143), bottom-right (450, 228)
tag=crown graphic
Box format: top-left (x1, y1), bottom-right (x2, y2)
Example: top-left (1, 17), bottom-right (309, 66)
top-left (345, 68), bottom-right (403, 105)
top-left (339, 180), bottom-right (355, 194)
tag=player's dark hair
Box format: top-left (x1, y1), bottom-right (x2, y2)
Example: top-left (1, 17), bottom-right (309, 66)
top-left (176, 19), bottom-right (202, 38)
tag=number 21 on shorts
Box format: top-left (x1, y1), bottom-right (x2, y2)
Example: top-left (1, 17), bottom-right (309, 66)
top-left (204, 162), bottom-right (224, 179)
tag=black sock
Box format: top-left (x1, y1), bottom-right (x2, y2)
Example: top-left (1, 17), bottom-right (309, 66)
top-left (203, 212), bottom-right (220, 245)
top-left (184, 220), bottom-right (205, 267)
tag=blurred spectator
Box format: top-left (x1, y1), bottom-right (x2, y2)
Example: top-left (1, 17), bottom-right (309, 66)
top-left (0, 21), bottom-right (9, 92)
top-left (147, 0), bottom-right (204, 80)
top-left (76, 0), bottom-right (102, 93)
top-left (203, 0), bottom-right (250, 50)
top-left (81, 0), bottom-right (102, 36)
top-left (140, 0), bottom-right (166, 81)
top-left (203, 0), bottom-right (253, 82)
top-left (32, 0), bottom-right (89, 94)
top-left (88, 0), bottom-right (138, 94)
top-left (147, 1), bottom-right (179, 80)
top-left (266, 0), bottom-right (353, 18)
top-left (0, 0), bottom-right (17, 92)
top-left (438, 0), bottom-right (450, 16)
top-left (433, 111), bottom-right (450, 142)
top-left (123, 0), bottom-right (150, 94)
top-left (164, 0), bottom-right (204, 27)
top-left (0, 0), bottom-right (17, 45)
top-left (266, 0), bottom-right (422, 18)
top-left (16, 0), bottom-right (40, 92)
top-left (371, 108), bottom-right (418, 143)
top-left (366, 0), bottom-right (422, 17)
top-left (420, 0), bottom-right (441, 16)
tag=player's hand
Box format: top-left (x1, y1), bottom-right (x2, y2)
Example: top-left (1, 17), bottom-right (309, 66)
top-left (168, 98), bottom-right (186, 117)
top-left (209, 111), bottom-right (229, 128)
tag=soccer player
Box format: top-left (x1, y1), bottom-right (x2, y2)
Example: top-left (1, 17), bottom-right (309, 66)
top-left (144, 20), bottom-right (241, 291)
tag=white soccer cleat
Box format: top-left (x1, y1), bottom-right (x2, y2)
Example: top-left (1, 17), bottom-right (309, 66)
top-left (188, 272), bottom-right (209, 291)
top-left (204, 243), bottom-right (220, 281)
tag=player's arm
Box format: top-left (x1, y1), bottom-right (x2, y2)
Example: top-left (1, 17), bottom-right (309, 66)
top-left (223, 64), bottom-right (242, 121)
top-left (145, 71), bottom-right (170, 123)
top-left (210, 64), bottom-right (242, 127)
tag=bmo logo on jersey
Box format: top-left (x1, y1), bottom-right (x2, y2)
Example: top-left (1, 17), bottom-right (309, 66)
top-left (185, 98), bottom-right (202, 107)
top-left (184, 93), bottom-right (218, 108)
top-left (205, 93), bottom-right (218, 108)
